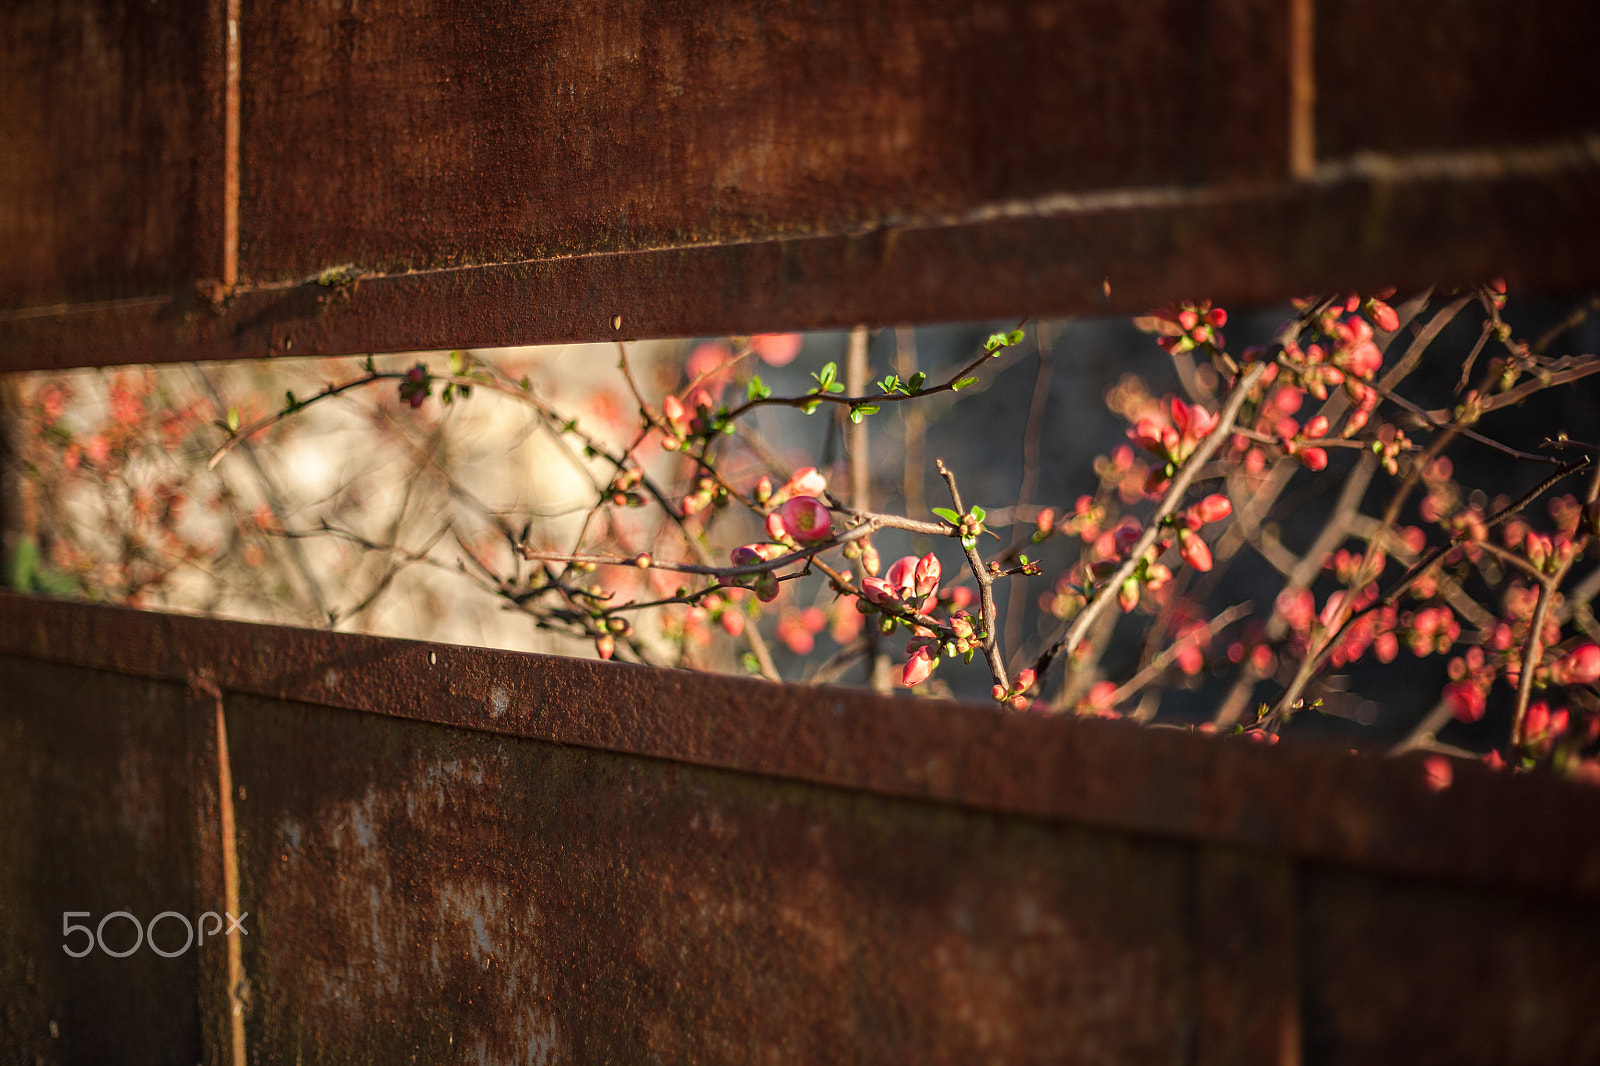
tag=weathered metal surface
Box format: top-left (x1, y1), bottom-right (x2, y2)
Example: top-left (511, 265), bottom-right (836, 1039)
top-left (3, 1), bottom-right (1599, 368)
top-left (5, 591), bottom-right (1600, 905)
top-left (233, 0), bottom-right (1289, 284)
top-left (1300, 864), bottom-right (1600, 1064)
top-left (5, 149), bottom-right (1599, 373)
top-left (7, 606), bottom-right (1600, 1061)
top-left (0, 655), bottom-right (203, 1063)
top-left (228, 692), bottom-right (1198, 1063)
top-left (0, 0), bottom-right (223, 309)
top-left (1315, 0), bottom-right (1600, 159)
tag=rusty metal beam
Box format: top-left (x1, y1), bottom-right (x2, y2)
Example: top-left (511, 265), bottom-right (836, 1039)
top-left (5, 590), bottom-right (1600, 902)
top-left (3, 0), bottom-right (1598, 369)
top-left (7, 598), bottom-right (1600, 1061)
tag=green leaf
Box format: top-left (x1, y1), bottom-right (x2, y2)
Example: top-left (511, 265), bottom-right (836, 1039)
top-left (907, 372), bottom-right (927, 393)
top-left (458, 384), bottom-right (473, 400)
top-left (985, 332), bottom-right (1009, 353)
top-left (441, 384), bottom-right (455, 405)
top-left (969, 505), bottom-right (986, 524)
top-left (226, 407), bottom-right (240, 433)
top-left (3, 539), bottom-right (37, 590)
top-left (815, 362), bottom-right (837, 390)
top-left (284, 390), bottom-right (298, 411)
top-left (932, 507), bottom-right (962, 525)
top-left (800, 399), bottom-right (821, 415)
top-left (362, 355), bottom-right (377, 374)
top-left (849, 404), bottom-right (880, 424)
top-left (1006, 328), bottom-right (1025, 346)
top-left (952, 377), bottom-right (979, 391)
top-left (747, 375), bottom-right (771, 401)
top-left (519, 375), bottom-right (532, 392)
top-left (448, 350), bottom-right (467, 375)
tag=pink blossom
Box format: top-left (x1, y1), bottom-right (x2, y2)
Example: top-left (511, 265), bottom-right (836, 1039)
top-left (1276, 588), bottom-right (1316, 632)
top-left (752, 333), bottom-right (802, 367)
top-left (779, 496), bottom-right (832, 541)
top-left (860, 576), bottom-right (901, 608)
top-left (1422, 755), bottom-right (1453, 792)
top-left (685, 342), bottom-right (735, 394)
top-left (884, 556), bottom-right (916, 596)
top-left (782, 466), bottom-right (827, 499)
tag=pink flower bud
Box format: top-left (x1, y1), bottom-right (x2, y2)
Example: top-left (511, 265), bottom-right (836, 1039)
top-left (861, 545), bottom-right (880, 576)
top-left (1445, 681), bottom-right (1487, 723)
top-left (1015, 668), bottom-right (1036, 691)
top-left (1082, 680), bottom-right (1118, 711)
top-left (1178, 529), bottom-right (1213, 572)
top-left (1207, 307), bottom-right (1227, 328)
top-left (1035, 508), bottom-right (1055, 535)
top-left (766, 511), bottom-right (787, 541)
top-left (902, 646), bottom-right (936, 687)
top-left (914, 553), bottom-right (941, 599)
top-left (861, 576), bottom-right (900, 608)
top-left (1365, 300), bottom-right (1398, 333)
top-left (1118, 578), bottom-right (1140, 613)
top-left (754, 475), bottom-right (773, 503)
top-left (783, 466), bottom-right (827, 499)
top-left (731, 542), bottom-right (786, 567)
top-left (688, 388), bottom-right (716, 416)
top-left (1299, 447), bottom-right (1329, 471)
top-left (1552, 644), bottom-right (1600, 685)
top-left (1194, 494), bottom-right (1233, 524)
top-left (662, 394), bottom-right (686, 428)
top-left (1525, 701), bottom-right (1550, 739)
top-left (1422, 755), bottom-right (1453, 792)
top-left (595, 634), bottom-right (615, 660)
top-left (754, 571), bottom-right (780, 602)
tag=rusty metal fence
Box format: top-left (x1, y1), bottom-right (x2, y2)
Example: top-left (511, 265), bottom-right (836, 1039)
top-left (4, 0), bottom-right (1600, 1062)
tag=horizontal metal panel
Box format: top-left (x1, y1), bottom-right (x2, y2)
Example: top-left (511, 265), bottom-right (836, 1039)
top-left (5, 591), bottom-right (1600, 902)
top-left (4, 153), bottom-right (1598, 371)
top-left (227, 693), bottom-right (1196, 1063)
top-left (233, 0), bottom-right (1289, 284)
top-left (3, 1), bottom-right (1598, 367)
